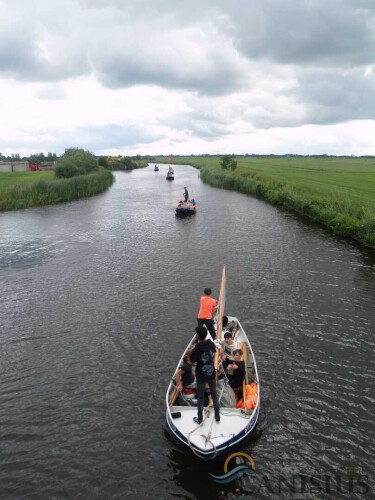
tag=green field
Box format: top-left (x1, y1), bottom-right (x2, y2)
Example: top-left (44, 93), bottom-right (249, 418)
top-left (160, 156), bottom-right (375, 247)
top-left (0, 171), bottom-right (54, 189)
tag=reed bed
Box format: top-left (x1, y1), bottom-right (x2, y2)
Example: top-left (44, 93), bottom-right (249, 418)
top-left (0, 169), bottom-right (114, 211)
top-left (169, 156), bottom-right (375, 247)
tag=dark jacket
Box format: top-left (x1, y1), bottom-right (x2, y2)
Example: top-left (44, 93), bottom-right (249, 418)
top-left (227, 360), bottom-right (246, 388)
top-left (190, 340), bottom-right (216, 382)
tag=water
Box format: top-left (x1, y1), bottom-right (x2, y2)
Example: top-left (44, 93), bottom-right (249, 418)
top-left (0, 165), bottom-right (374, 499)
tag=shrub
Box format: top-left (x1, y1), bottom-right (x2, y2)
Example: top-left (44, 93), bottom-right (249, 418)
top-left (220, 155), bottom-right (237, 171)
top-left (54, 148), bottom-right (98, 178)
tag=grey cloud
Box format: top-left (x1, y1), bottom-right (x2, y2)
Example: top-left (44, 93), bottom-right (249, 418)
top-left (0, 1), bottom-right (249, 93)
top-left (225, 1), bottom-right (375, 67)
top-left (296, 68), bottom-right (375, 124)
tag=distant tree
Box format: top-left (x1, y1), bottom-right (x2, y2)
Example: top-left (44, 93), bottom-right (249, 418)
top-left (118, 156), bottom-right (137, 170)
top-left (98, 156), bottom-right (109, 169)
top-left (29, 153), bottom-right (47, 163)
top-left (220, 155), bottom-right (237, 171)
top-left (54, 148), bottom-right (98, 178)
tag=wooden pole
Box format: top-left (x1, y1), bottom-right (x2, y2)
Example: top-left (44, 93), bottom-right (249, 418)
top-left (216, 265), bottom-right (226, 342)
top-left (242, 341), bottom-right (249, 414)
top-left (169, 387), bottom-right (179, 406)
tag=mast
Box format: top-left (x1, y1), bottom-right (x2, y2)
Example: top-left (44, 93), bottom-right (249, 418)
top-left (214, 265), bottom-right (226, 379)
top-left (216, 264), bottom-right (226, 341)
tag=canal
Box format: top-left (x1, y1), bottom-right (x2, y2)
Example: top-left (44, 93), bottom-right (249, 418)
top-left (0, 164), bottom-right (374, 498)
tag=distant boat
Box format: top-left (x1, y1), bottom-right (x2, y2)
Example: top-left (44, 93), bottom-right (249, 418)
top-left (175, 199), bottom-right (197, 216)
top-left (166, 167), bottom-right (174, 181)
top-left (154, 165), bottom-right (159, 171)
top-left (166, 265), bottom-right (260, 460)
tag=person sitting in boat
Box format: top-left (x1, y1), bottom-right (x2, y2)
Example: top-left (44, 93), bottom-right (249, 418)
top-left (183, 187), bottom-right (189, 202)
top-left (190, 198), bottom-right (197, 208)
top-left (222, 315), bottom-right (237, 334)
top-left (177, 200), bottom-right (184, 207)
top-left (176, 349), bottom-right (196, 399)
top-left (225, 349), bottom-right (246, 398)
top-left (220, 331), bottom-right (240, 370)
top-left (168, 166), bottom-right (174, 174)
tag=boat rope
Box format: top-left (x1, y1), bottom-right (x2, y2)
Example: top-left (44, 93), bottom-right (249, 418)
top-left (186, 407), bottom-right (218, 460)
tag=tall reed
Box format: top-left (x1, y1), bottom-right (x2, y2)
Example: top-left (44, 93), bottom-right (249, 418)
top-left (0, 169), bottom-right (114, 211)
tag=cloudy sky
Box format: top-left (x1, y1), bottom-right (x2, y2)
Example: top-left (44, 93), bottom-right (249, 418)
top-left (1, 0), bottom-right (374, 157)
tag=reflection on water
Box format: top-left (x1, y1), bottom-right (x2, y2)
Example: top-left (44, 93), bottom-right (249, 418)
top-left (0, 165), bottom-right (374, 498)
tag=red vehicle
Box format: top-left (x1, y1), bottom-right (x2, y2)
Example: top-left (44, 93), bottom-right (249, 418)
top-left (30, 164), bottom-right (40, 171)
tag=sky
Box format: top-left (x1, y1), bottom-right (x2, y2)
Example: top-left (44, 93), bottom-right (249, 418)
top-left (0, 0), bottom-right (374, 157)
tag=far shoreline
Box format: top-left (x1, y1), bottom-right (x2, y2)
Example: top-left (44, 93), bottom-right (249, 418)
top-left (155, 156), bottom-right (375, 250)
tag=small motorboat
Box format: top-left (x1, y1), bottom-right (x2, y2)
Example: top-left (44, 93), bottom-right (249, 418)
top-left (175, 200), bottom-right (197, 216)
top-left (154, 165), bottom-right (159, 171)
top-left (166, 167), bottom-right (174, 180)
top-left (166, 266), bottom-right (260, 460)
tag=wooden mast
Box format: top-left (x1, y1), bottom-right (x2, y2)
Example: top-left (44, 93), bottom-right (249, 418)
top-left (216, 264), bottom-right (226, 342)
top-left (214, 265), bottom-right (226, 377)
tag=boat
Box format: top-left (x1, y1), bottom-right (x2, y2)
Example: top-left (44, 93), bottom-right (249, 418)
top-left (175, 199), bottom-right (197, 216)
top-left (166, 167), bottom-right (174, 180)
top-left (154, 165), bottom-right (159, 171)
top-left (166, 266), bottom-right (260, 460)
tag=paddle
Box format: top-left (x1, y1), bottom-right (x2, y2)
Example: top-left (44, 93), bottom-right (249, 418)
top-left (169, 386), bottom-right (179, 406)
top-left (242, 341), bottom-right (249, 414)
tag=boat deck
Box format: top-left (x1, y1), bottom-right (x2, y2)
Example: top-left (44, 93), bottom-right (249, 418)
top-left (170, 405), bottom-right (253, 452)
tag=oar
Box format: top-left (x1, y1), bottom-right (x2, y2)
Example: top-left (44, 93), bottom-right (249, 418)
top-left (169, 386), bottom-right (179, 406)
top-left (242, 341), bottom-right (249, 414)
top-left (242, 341), bottom-right (249, 386)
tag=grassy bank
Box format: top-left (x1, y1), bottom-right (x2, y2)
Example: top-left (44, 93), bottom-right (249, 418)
top-left (0, 169), bottom-right (114, 211)
top-left (163, 157), bottom-right (375, 247)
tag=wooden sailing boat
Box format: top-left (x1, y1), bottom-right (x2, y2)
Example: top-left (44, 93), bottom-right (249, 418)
top-left (166, 265), bottom-right (260, 460)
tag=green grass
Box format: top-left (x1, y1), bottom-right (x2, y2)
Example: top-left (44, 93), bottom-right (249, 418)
top-left (0, 171), bottom-right (54, 189)
top-left (0, 169), bottom-right (114, 211)
top-left (159, 156), bottom-right (375, 247)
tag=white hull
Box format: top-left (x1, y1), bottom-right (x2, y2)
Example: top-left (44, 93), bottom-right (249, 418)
top-left (166, 316), bottom-right (260, 460)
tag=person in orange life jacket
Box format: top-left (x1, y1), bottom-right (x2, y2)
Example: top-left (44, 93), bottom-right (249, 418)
top-left (176, 348), bottom-right (196, 396)
top-left (189, 326), bottom-right (220, 424)
top-left (197, 287), bottom-right (218, 340)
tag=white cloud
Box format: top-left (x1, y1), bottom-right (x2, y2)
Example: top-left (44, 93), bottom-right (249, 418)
top-left (0, 0), bottom-right (374, 156)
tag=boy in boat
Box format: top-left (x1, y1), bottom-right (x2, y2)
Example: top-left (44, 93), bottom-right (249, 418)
top-left (220, 331), bottom-right (241, 370)
top-left (225, 349), bottom-right (246, 399)
top-left (176, 348), bottom-right (196, 399)
top-left (183, 187), bottom-right (189, 202)
top-left (197, 288), bottom-right (218, 340)
top-left (189, 326), bottom-right (220, 424)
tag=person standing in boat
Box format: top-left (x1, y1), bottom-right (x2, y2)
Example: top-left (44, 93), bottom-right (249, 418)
top-left (190, 326), bottom-right (220, 424)
top-left (197, 288), bottom-right (218, 340)
top-left (183, 187), bottom-right (189, 203)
